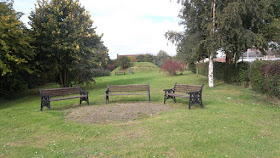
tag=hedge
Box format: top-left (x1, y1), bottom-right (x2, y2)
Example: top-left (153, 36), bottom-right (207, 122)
top-left (192, 60), bottom-right (279, 98)
top-left (249, 60), bottom-right (280, 98)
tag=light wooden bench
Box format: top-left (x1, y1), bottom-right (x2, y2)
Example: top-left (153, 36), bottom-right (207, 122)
top-left (39, 86), bottom-right (89, 111)
top-left (105, 84), bottom-right (150, 104)
top-left (163, 83), bottom-right (204, 109)
top-left (115, 71), bottom-right (125, 75)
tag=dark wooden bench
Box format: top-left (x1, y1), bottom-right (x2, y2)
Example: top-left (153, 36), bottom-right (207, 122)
top-left (115, 71), bottom-right (125, 75)
top-left (105, 84), bottom-right (150, 104)
top-left (163, 83), bottom-right (204, 109)
top-left (39, 86), bottom-right (89, 111)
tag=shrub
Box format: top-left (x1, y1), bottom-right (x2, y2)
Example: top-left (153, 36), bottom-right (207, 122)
top-left (128, 56), bottom-right (136, 62)
top-left (161, 59), bottom-right (181, 75)
top-left (107, 64), bottom-right (116, 71)
top-left (194, 62), bottom-right (250, 84)
top-left (250, 60), bottom-right (280, 98)
top-left (194, 60), bottom-right (279, 98)
top-left (178, 62), bottom-right (186, 74)
top-left (136, 55), bottom-right (145, 62)
top-left (188, 62), bottom-right (196, 73)
top-left (117, 56), bottom-right (131, 69)
top-left (155, 50), bottom-right (169, 67)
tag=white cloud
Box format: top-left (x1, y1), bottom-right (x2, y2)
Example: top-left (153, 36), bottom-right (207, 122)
top-left (14, 0), bottom-right (184, 59)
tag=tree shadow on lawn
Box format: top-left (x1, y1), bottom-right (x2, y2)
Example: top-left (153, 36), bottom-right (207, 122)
top-left (41, 102), bottom-right (96, 111)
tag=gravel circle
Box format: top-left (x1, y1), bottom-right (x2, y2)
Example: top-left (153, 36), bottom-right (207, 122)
top-left (66, 103), bottom-right (174, 124)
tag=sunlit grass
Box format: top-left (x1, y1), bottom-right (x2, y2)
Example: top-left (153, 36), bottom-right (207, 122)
top-left (0, 62), bottom-right (279, 157)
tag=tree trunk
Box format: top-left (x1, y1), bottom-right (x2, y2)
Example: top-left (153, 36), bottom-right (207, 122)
top-left (209, 0), bottom-right (215, 88)
top-left (196, 62), bottom-right (198, 77)
top-left (59, 68), bottom-right (64, 87)
top-left (58, 67), bottom-right (69, 87)
top-left (64, 68), bottom-right (68, 87)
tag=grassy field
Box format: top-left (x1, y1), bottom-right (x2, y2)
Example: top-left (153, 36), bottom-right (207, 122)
top-left (0, 62), bottom-right (279, 157)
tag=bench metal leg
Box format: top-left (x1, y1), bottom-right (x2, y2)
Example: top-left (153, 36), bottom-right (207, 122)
top-left (41, 96), bottom-right (50, 111)
top-left (189, 92), bottom-right (203, 109)
top-left (105, 95), bottom-right (109, 104)
top-left (80, 97), bottom-right (89, 105)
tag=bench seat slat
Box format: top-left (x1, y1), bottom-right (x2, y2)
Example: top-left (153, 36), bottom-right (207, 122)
top-left (109, 89), bottom-right (148, 92)
top-left (107, 93), bottom-right (148, 96)
top-left (167, 93), bottom-right (189, 98)
top-left (105, 84), bottom-right (150, 103)
top-left (41, 88), bottom-right (81, 97)
top-left (50, 95), bottom-right (87, 101)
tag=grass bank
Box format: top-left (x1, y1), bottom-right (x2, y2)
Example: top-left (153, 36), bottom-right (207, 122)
top-left (0, 62), bottom-right (279, 157)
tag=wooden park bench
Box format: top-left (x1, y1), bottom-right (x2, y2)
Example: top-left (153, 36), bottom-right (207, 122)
top-left (115, 71), bottom-right (125, 75)
top-left (105, 84), bottom-right (150, 104)
top-left (39, 86), bottom-right (89, 111)
top-left (163, 83), bottom-right (204, 109)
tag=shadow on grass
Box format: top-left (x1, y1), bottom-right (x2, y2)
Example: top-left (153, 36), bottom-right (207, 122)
top-left (43, 103), bottom-right (94, 111)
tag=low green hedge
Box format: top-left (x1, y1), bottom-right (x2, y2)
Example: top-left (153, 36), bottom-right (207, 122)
top-left (249, 60), bottom-right (280, 98)
top-left (192, 60), bottom-right (279, 98)
top-left (194, 62), bottom-right (249, 84)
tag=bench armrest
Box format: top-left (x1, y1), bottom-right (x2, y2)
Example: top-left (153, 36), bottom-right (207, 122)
top-left (163, 89), bottom-right (174, 95)
top-left (81, 91), bottom-right (89, 95)
top-left (188, 91), bottom-right (201, 97)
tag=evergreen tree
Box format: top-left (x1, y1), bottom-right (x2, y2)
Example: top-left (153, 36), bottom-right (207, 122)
top-left (29, 0), bottom-right (107, 87)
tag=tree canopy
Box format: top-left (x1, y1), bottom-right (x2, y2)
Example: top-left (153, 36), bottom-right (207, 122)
top-left (0, 0), bottom-right (34, 97)
top-left (29, 0), bottom-right (107, 87)
top-left (167, 0), bottom-right (280, 64)
top-left (0, 0), bottom-right (33, 76)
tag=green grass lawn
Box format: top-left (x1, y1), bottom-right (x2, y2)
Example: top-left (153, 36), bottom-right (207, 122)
top-left (0, 62), bottom-right (279, 157)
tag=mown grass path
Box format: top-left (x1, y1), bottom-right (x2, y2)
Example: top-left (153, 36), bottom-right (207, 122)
top-left (0, 62), bottom-right (279, 157)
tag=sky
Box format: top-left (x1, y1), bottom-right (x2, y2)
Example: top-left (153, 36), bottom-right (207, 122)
top-left (13, 0), bottom-right (184, 59)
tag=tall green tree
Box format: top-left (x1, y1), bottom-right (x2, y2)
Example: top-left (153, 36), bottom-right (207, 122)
top-left (155, 50), bottom-right (170, 67)
top-left (0, 0), bottom-right (34, 97)
top-left (167, 0), bottom-right (280, 87)
top-left (29, 0), bottom-right (107, 87)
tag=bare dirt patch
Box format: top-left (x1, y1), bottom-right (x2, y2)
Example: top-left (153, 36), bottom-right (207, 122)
top-left (66, 103), bottom-right (174, 124)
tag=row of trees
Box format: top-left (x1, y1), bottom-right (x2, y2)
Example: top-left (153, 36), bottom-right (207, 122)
top-left (166, 0), bottom-right (280, 87)
top-left (116, 50), bottom-right (171, 69)
top-left (0, 0), bottom-right (109, 98)
top-left (135, 50), bottom-right (170, 67)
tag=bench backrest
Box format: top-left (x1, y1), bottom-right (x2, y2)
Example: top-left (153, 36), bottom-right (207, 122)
top-left (107, 84), bottom-right (150, 92)
top-left (39, 87), bottom-right (81, 97)
top-left (173, 84), bottom-right (204, 93)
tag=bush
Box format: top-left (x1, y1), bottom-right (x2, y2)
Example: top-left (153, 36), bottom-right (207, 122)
top-left (195, 62), bottom-right (250, 84)
top-left (155, 50), bottom-right (169, 67)
top-left (128, 56), bottom-right (136, 62)
top-left (161, 59), bottom-right (182, 75)
top-left (250, 60), bottom-right (280, 98)
top-left (136, 55), bottom-right (145, 62)
top-left (117, 56), bottom-right (131, 69)
top-left (194, 60), bottom-right (279, 98)
top-left (188, 62), bottom-right (196, 73)
top-left (136, 54), bottom-right (155, 63)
